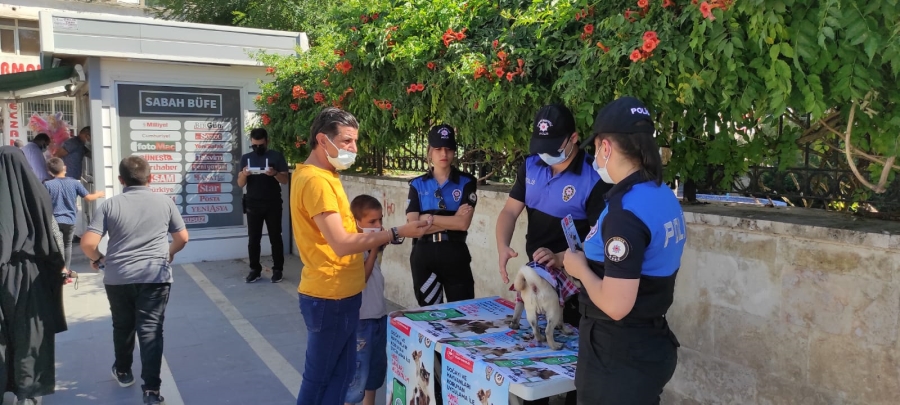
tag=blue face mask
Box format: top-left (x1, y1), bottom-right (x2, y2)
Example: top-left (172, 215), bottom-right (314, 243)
top-left (538, 139), bottom-right (572, 165)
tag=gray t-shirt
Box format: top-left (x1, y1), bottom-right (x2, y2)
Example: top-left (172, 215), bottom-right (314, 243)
top-left (88, 186), bottom-right (185, 285)
top-left (360, 251), bottom-right (386, 320)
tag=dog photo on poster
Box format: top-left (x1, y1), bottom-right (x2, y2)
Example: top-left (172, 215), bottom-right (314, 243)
top-left (387, 318), bottom-right (437, 405)
top-left (442, 347), bottom-right (510, 405)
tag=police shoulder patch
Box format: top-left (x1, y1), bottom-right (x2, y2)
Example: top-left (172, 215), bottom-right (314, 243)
top-left (605, 236), bottom-right (630, 262)
top-left (468, 192), bottom-right (477, 204)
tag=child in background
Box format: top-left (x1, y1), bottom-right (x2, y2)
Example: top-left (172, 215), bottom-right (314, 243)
top-left (345, 195), bottom-right (389, 405)
top-left (44, 157), bottom-right (105, 272)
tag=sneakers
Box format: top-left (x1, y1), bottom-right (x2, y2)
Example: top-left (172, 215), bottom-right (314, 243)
top-left (111, 365), bottom-right (135, 387)
top-left (143, 390), bottom-right (165, 405)
top-left (245, 270), bottom-right (262, 283)
top-left (271, 270), bottom-right (283, 283)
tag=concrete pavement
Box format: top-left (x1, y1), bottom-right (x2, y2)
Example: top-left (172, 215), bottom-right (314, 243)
top-left (4, 255), bottom-right (399, 405)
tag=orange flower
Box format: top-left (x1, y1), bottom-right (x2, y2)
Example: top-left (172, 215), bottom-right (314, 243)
top-left (322, 79), bottom-right (330, 87)
top-left (313, 92), bottom-right (325, 103)
top-left (427, 61), bottom-right (436, 70)
top-left (700, 1), bottom-right (713, 19)
top-left (266, 96), bottom-right (274, 104)
top-left (625, 9), bottom-right (637, 22)
top-left (517, 59), bottom-right (524, 68)
top-left (492, 40), bottom-right (499, 49)
top-left (384, 102), bottom-right (392, 109)
top-left (630, 49), bottom-right (642, 62)
top-left (597, 42), bottom-right (609, 52)
top-left (473, 101), bottom-right (479, 110)
top-left (334, 49), bottom-right (345, 56)
top-left (290, 103), bottom-right (299, 111)
top-left (663, 0), bottom-right (674, 7)
top-left (506, 72), bottom-right (515, 82)
top-left (265, 66), bottom-right (275, 74)
top-left (295, 142), bottom-right (301, 148)
top-left (372, 13), bottom-right (379, 19)
top-left (497, 50), bottom-right (507, 60)
top-left (341, 60), bottom-right (352, 73)
top-left (642, 39), bottom-right (658, 52)
top-left (350, 26), bottom-right (358, 31)
top-left (416, 83), bottom-right (425, 91)
top-left (255, 95), bottom-right (262, 101)
top-left (261, 113), bottom-right (271, 125)
top-left (495, 68), bottom-right (505, 77)
top-left (455, 32), bottom-right (465, 41)
top-left (638, 0), bottom-right (649, 8)
top-left (584, 24), bottom-right (594, 34)
top-left (643, 31), bottom-right (658, 42)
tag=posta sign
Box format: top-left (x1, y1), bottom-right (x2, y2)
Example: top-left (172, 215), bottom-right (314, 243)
top-left (3, 56), bottom-right (41, 145)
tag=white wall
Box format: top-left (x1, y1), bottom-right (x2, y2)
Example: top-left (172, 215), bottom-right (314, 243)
top-left (93, 58), bottom-right (269, 264)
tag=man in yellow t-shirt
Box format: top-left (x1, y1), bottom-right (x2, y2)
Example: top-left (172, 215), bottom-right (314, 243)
top-left (291, 107), bottom-right (430, 405)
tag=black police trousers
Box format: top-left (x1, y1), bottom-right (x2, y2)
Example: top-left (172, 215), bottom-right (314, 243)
top-left (409, 240), bottom-right (475, 307)
top-left (575, 316), bottom-right (679, 405)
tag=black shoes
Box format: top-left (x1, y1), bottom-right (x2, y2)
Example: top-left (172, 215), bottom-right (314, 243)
top-left (111, 365), bottom-right (135, 388)
top-left (143, 390), bottom-right (165, 404)
top-left (271, 270), bottom-right (283, 283)
top-left (245, 270), bottom-right (262, 283)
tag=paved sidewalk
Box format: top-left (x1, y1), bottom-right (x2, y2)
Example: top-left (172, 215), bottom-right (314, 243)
top-left (3, 255), bottom-right (398, 405)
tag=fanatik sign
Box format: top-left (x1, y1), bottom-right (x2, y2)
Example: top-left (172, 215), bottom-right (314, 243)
top-left (117, 83), bottom-right (243, 229)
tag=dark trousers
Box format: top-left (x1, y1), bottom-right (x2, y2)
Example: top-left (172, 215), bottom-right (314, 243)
top-left (524, 296), bottom-right (580, 405)
top-left (58, 223), bottom-right (74, 270)
top-left (409, 241), bottom-right (475, 307)
top-left (105, 283), bottom-right (171, 391)
top-left (246, 203), bottom-right (284, 273)
top-left (297, 293), bottom-right (361, 405)
top-left (575, 316), bottom-right (679, 405)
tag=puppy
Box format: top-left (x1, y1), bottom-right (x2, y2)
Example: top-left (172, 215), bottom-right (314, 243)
top-left (509, 265), bottom-right (565, 350)
top-left (477, 388), bottom-right (491, 405)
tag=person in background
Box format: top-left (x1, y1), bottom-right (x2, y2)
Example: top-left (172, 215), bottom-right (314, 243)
top-left (291, 107), bottom-right (429, 405)
top-left (495, 104), bottom-right (610, 405)
top-left (22, 133), bottom-right (52, 183)
top-left (80, 156), bottom-right (189, 405)
top-left (44, 157), bottom-right (105, 272)
top-left (344, 194), bottom-right (389, 405)
top-left (55, 126), bottom-right (91, 180)
top-left (563, 97), bottom-right (685, 404)
top-left (237, 128), bottom-right (290, 283)
top-left (406, 124), bottom-right (478, 307)
top-left (0, 146), bottom-right (68, 405)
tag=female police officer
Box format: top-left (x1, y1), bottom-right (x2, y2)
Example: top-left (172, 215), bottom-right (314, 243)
top-left (406, 124), bottom-right (478, 306)
top-left (563, 97), bottom-right (686, 404)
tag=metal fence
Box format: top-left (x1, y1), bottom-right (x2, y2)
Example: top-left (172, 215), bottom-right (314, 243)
top-left (356, 118), bottom-right (900, 219)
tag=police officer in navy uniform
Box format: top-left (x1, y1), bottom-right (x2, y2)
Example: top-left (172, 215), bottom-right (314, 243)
top-left (495, 104), bottom-right (611, 405)
top-left (406, 124), bottom-right (478, 306)
top-left (563, 97), bottom-right (685, 404)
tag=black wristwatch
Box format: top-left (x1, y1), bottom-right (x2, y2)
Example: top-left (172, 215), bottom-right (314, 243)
top-left (92, 254), bottom-right (104, 265)
top-left (390, 227), bottom-right (405, 245)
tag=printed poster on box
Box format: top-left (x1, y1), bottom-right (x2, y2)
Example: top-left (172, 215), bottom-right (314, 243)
top-left (387, 317), bottom-right (438, 405)
top-left (395, 297), bottom-right (517, 341)
top-left (116, 83), bottom-right (243, 229)
top-left (442, 346), bottom-right (510, 405)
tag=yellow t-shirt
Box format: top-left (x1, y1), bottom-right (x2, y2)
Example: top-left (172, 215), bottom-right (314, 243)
top-left (290, 163), bottom-right (364, 299)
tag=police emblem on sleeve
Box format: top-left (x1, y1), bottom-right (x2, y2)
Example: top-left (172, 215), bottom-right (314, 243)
top-left (452, 189), bottom-right (462, 202)
top-left (468, 192), bottom-right (477, 204)
top-left (605, 237), bottom-right (630, 262)
top-left (562, 185), bottom-right (576, 202)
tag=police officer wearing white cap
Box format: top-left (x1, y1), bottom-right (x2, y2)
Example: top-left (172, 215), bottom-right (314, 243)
top-left (563, 96), bottom-right (685, 404)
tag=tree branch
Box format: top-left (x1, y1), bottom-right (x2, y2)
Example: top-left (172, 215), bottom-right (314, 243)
top-left (841, 102), bottom-right (893, 194)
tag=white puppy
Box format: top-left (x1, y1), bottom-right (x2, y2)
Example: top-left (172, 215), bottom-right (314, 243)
top-left (509, 265), bottom-right (565, 350)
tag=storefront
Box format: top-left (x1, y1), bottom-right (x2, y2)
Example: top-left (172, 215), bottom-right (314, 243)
top-left (1, 9), bottom-right (305, 263)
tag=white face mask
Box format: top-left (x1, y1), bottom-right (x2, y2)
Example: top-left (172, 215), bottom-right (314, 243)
top-left (324, 136), bottom-right (357, 171)
top-left (593, 148), bottom-right (615, 184)
top-left (357, 222), bottom-right (381, 233)
top-left (538, 138), bottom-right (572, 166)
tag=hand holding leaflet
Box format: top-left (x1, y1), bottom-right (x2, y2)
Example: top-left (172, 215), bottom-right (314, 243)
top-left (561, 214), bottom-right (584, 252)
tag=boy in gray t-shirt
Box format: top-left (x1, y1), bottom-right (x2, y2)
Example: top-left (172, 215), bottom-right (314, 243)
top-left (345, 195), bottom-right (388, 405)
top-left (80, 156), bottom-right (189, 405)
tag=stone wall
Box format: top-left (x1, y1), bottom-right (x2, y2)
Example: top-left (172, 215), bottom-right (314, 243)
top-left (340, 174), bottom-right (900, 405)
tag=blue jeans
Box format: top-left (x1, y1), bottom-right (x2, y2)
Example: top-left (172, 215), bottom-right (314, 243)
top-left (297, 293), bottom-right (362, 405)
top-left (345, 316), bottom-right (388, 404)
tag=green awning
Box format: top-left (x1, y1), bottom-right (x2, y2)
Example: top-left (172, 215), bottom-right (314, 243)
top-left (0, 65), bottom-right (74, 92)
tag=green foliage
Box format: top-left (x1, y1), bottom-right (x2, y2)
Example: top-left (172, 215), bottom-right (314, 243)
top-left (250, 0), bottom-right (899, 188)
top-left (149, 0), bottom-right (337, 37)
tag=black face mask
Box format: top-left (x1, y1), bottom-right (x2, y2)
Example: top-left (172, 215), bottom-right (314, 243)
top-left (251, 144), bottom-right (267, 155)
top-left (39, 143), bottom-right (48, 151)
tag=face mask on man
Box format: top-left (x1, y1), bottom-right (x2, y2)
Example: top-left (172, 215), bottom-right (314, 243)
top-left (324, 136), bottom-right (357, 171)
top-left (251, 144), bottom-right (267, 155)
top-left (593, 148), bottom-right (615, 184)
top-left (538, 138), bottom-right (573, 166)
